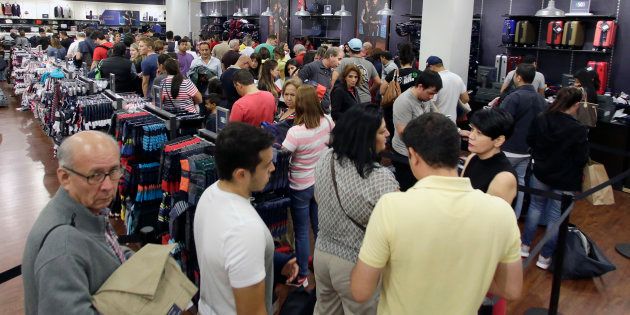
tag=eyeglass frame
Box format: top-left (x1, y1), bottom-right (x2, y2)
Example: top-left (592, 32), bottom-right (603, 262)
top-left (62, 166), bottom-right (123, 185)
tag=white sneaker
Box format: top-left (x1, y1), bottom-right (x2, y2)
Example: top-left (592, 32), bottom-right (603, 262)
top-left (520, 244), bottom-right (530, 258)
top-left (536, 255), bottom-right (552, 270)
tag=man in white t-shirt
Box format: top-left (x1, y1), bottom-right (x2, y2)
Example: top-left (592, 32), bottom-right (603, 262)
top-left (426, 56), bottom-right (469, 123)
top-left (500, 55), bottom-right (546, 96)
top-left (194, 123), bottom-right (299, 315)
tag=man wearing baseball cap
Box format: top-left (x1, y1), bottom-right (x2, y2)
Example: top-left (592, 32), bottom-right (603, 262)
top-left (331, 38), bottom-right (381, 104)
top-left (426, 56), bottom-right (469, 123)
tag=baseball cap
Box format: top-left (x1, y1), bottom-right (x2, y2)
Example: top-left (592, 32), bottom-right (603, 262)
top-left (426, 56), bottom-right (443, 66)
top-left (348, 38), bottom-right (362, 52)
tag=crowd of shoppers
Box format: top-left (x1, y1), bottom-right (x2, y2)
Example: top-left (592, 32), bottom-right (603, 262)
top-left (22, 26), bottom-right (602, 315)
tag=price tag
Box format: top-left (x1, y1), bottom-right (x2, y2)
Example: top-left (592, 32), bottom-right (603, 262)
top-left (570, 0), bottom-right (591, 14)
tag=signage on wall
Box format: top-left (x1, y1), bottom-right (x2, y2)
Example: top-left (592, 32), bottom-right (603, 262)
top-left (101, 10), bottom-right (141, 26)
top-left (568, 0), bottom-right (591, 15)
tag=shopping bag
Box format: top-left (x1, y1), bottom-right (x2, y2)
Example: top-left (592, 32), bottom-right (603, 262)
top-left (582, 160), bottom-right (615, 205)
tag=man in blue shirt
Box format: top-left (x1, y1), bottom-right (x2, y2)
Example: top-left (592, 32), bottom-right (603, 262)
top-left (139, 37), bottom-right (159, 97)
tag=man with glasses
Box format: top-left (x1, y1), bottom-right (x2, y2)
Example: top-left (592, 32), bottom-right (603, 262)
top-left (22, 131), bottom-right (132, 315)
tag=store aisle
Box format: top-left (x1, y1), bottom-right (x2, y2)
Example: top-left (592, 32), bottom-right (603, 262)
top-left (0, 82), bottom-right (59, 315)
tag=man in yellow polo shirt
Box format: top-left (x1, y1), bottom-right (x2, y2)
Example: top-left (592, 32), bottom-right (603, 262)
top-left (350, 113), bottom-right (523, 314)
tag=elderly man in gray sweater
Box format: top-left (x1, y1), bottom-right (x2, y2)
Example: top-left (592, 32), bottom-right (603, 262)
top-left (22, 131), bottom-right (132, 315)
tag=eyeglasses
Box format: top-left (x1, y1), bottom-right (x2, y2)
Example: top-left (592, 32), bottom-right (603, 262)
top-left (63, 166), bottom-right (123, 185)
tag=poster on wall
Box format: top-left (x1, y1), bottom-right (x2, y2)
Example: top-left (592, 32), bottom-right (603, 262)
top-left (357, 0), bottom-right (389, 50)
top-left (269, 0), bottom-right (289, 44)
top-left (100, 10), bottom-right (140, 26)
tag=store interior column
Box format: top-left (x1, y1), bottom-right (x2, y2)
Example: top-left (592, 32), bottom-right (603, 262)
top-left (419, 0), bottom-right (473, 80)
top-left (166, 0), bottom-right (194, 39)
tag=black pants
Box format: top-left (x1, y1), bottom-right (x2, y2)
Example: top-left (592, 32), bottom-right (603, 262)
top-left (391, 151), bottom-right (416, 191)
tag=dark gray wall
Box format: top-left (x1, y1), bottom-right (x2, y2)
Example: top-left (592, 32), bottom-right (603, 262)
top-left (479, 0), bottom-right (628, 93)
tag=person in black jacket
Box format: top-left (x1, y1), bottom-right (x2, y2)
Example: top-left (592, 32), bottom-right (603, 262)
top-left (330, 64), bottom-right (361, 121)
top-left (521, 87), bottom-right (589, 270)
top-left (99, 43), bottom-right (136, 93)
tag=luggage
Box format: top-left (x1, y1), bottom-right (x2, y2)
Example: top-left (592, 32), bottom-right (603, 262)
top-left (546, 21), bottom-right (564, 47)
top-left (562, 21), bottom-right (585, 48)
top-left (507, 55), bottom-right (523, 73)
top-left (593, 20), bottom-right (617, 51)
top-left (515, 21), bottom-right (536, 46)
top-left (587, 61), bottom-right (609, 95)
top-left (502, 19), bottom-right (516, 45)
top-left (495, 54), bottom-right (507, 83)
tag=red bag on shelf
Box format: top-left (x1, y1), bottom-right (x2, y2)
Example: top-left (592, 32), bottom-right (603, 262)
top-left (587, 61), bottom-right (609, 95)
top-left (593, 20), bottom-right (617, 50)
top-left (546, 21), bottom-right (564, 46)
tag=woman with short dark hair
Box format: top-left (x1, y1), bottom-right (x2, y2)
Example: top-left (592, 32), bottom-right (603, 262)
top-left (313, 103), bottom-right (397, 314)
top-left (521, 87), bottom-right (589, 269)
top-left (462, 108), bottom-right (517, 204)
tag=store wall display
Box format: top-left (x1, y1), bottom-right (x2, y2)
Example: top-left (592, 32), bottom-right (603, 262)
top-left (356, 0), bottom-right (388, 49)
top-left (101, 10), bottom-right (141, 26)
top-left (478, 0), bottom-right (630, 93)
top-left (5, 0), bottom-right (164, 23)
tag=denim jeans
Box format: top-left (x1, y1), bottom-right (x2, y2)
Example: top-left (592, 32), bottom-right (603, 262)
top-left (506, 155), bottom-right (530, 219)
top-left (290, 186), bottom-right (319, 277)
top-left (521, 174), bottom-right (574, 258)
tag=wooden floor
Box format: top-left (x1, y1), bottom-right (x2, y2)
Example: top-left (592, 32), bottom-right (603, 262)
top-left (0, 82), bottom-right (629, 314)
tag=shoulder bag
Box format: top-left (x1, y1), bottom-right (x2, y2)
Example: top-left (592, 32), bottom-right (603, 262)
top-left (381, 69), bottom-right (401, 108)
top-left (576, 87), bottom-right (598, 128)
top-left (330, 155), bottom-right (366, 231)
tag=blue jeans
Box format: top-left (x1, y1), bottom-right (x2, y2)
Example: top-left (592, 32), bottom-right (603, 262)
top-left (506, 155), bottom-right (530, 219)
top-left (521, 174), bottom-right (574, 258)
top-left (290, 186), bottom-right (318, 277)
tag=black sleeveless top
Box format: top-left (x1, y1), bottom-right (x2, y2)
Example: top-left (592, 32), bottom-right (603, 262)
top-left (463, 152), bottom-right (517, 193)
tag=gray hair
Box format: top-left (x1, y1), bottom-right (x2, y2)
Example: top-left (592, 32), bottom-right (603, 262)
top-left (243, 35), bottom-right (253, 46)
top-left (77, 32), bottom-right (86, 39)
top-left (323, 46), bottom-right (339, 59)
top-left (229, 39), bottom-right (240, 49)
top-left (57, 131), bottom-right (118, 168)
top-left (293, 44), bottom-right (306, 54)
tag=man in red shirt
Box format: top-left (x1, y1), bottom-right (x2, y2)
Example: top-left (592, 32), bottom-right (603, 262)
top-left (229, 69), bottom-right (276, 127)
top-left (91, 31), bottom-right (113, 69)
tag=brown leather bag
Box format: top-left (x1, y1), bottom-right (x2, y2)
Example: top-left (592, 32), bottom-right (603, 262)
top-left (381, 69), bottom-right (401, 107)
top-left (576, 88), bottom-right (598, 127)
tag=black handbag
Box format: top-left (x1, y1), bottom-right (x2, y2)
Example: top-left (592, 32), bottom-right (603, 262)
top-left (550, 225), bottom-right (616, 279)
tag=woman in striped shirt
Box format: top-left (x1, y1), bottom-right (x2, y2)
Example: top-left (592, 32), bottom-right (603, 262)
top-left (160, 58), bottom-right (202, 114)
top-left (282, 85), bottom-right (335, 286)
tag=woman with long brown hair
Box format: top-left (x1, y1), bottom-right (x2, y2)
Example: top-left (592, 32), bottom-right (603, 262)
top-left (160, 58), bottom-right (202, 113)
top-left (521, 86), bottom-right (589, 269)
top-left (282, 85), bottom-right (334, 287)
top-left (258, 59), bottom-right (280, 99)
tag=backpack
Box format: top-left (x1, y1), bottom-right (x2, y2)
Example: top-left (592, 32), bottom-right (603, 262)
top-left (187, 65), bottom-right (217, 94)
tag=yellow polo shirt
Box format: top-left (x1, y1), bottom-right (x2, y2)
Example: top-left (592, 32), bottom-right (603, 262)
top-left (358, 176), bottom-right (521, 315)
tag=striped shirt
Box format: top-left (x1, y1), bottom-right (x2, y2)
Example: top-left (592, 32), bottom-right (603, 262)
top-left (282, 115), bottom-right (334, 190)
top-left (160, 76), bottom-right (200, 114)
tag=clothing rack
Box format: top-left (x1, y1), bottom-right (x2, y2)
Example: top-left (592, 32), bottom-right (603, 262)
top-left (145, 105), bottom-right (205, 139)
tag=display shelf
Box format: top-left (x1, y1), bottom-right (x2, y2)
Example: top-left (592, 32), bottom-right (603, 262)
top-left (297, 14), bottom-right (342, 19)
top-left (500, 45), bottom-right (610, 54)
top-left (203, 15), bottom-right (260, 19)
top-left (503, 14), bottom-right (616, 20)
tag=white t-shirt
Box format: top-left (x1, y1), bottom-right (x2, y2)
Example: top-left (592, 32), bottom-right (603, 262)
top-left (505, 70), bottom-right (546, 92)
top-left (194, 182), bottom-right (274, 315)
top-left (434, 70), bottom-right (466, 122)
top-left (241, 46), bottom-right (255, 57)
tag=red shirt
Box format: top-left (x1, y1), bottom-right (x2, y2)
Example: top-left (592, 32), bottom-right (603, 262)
top-left (229, 91), bottom-right (276, 127)
top-left (93, 42), bottom-right (113, 62)
top-left (295, 51), bottom-right (306, 66)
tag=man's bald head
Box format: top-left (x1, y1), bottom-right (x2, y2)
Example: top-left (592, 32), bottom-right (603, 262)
top-left (235, 55), bottom-right (252, 69)
top-left (57, 131), bottom-right (119, 169)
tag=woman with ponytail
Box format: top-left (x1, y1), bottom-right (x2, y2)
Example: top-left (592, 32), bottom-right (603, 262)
top-left (160, 58), bottom-right (202, 113)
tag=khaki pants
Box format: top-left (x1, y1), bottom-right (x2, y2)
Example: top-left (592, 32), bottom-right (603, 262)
top-left (314, 249), bottom-right (379, 315)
